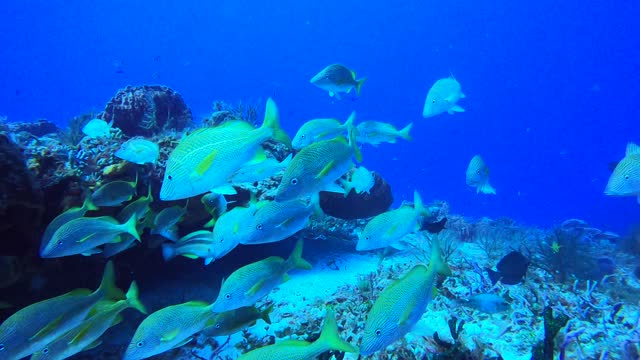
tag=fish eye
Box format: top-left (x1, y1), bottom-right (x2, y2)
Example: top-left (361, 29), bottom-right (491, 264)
top-left (476, 170), bottom-right (481, 175)
top-left (290, 178), bottom-right (298, 185)
top-left (225, 293), bottom-right (231, 300)
top-left (301, 134), bottom-right (306, 138)
top-left (0, 344), bottom-right (5, 351)
top-left (136, 341), bottom-right (144, 348)
top-left (432, 99), bottom-right (436, 104)
top-left (215, 323), bottom-right (221, 329)
top-left (375, 329), bottom-right (382, 336)
top-left (57, 240), bottom-right (63, 245)
top-left (42, 348), bottom-right (49, 354)
top-left (625, 175), bottom-right (630, 180)
top-left (256, 224), bottom-right (264, 230)
top-left (168, 175), bottom-right (173, 180)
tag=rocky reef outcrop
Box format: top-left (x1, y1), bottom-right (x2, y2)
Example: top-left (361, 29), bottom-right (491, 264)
top-left (319, 171), bottom-right (393, 220)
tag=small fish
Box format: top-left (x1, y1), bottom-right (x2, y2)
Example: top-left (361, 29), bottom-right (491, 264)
top-left (355, 121), bottom-right (412, 146)
top-left (160, 98), bottom-right (291, 201)
top-left (310, 64), bottom-right (367, 100)
top-left (30, 282), bottom-right (147, 360)
top-left (211, 240), bottom-right (312, 313)
top-left (238, 307), bottom-right (356, 360)
top-left (466, 155), bottom-right (496, 195)
top-left (464, 293), bottom-right (510, 314)
top-left (115, 138), bottom-right (160, 165)
top-left (91, 175), bottom-right (138, 207)
top-left (201, 192), bottom-right (229, 223)
top-left (486, 251), bottom-right (529, 285)
top-left (292, 112), bottom-right (355, 149)
top-left (203, 305), bottom-right (272, 337)
top-left (81, 119), bottom-right (112, 138)
top-left (40, 196), bottom-right (99, 254)
top-left (40, 215), bottom-right (140, 258)
top-left (239, 199), bottom-right (316, 245)
top-left (150, 204), bottom-right (188, 241)
top-left (340, 166), bottom-right (375, 195)
top-left (356, 190), bottom-right (428, 251)
top-left (422, 76), bottom-right (465, 118)
top-left (0, 262), bottom-right (124, 360)
top-left (605, 142), bottom-right (640, 203)
top-left (162, 230), bottom-right (224, 265)
top-left (360, 240), bottom-right (451, 355)
top-left (275, 121), bottom-right (362, 202)
top-left (231, 154), bottom-right (292, 184)
top-left (103, 186), bottom-right (154, 257)
top-left (123, 301), bottom-right (216, 360)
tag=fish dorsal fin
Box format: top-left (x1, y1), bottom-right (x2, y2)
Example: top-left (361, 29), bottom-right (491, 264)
top-left (626, 142), bottom-right (640, 157)
top-left (246, 279), bottom-right (267, 296)
top-left (29, 315), bottom-right (64, 341)
top-left (316, 160), bottom-right (336, 179)
top-left (161, 329), bottom-right (181, 342)
top-left (193, 150), bottom-right (219, 177)
top-left (219, 120), bottom-right (255, 131)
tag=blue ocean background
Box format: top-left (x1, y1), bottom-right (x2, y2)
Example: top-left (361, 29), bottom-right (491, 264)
top-left (1, 0), bottom-right (638, 234)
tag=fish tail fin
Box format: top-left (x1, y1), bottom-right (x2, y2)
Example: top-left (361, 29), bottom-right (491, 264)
top-left (96, 261), bottom-right (125, 301)
top-left (355, 77), bottom-right (367, 96)
top-left (317, 307), bottom-right (358, 353)
top-left (122, 214), bottom-right (141, 242)
top-left (429, 237), bottom-right (452, 276)
top-left (125, 281), bottom-right (148, 314)
top-left (486, 268), bottom-right (501, 285)
top-left (82, 194), bottom-right (99, 212)
top-left (161, 243), bottom-right (177, 261)
top-left (343, 110), bottom-right (357, 130)
top-left (399, 122), bottom-right (413, 141)
top-left (146, 182), bottom-right (154, 202)
top-left (309, 192), bottom-right (324, 216)
top-left (286, 239), bottom-right (312, 271)
top-left (132, 172), bottom-right (139, 193)
top-left (261, 304), bottom-right (274, 324)
top-left (346, 115), bottom-right (363, 163)
top-left (479, 182), bottom-right (496, 195)
top-left (261, 98), bottom-right (292, 149)
top-left (413, 190), bottom-right (430, 217)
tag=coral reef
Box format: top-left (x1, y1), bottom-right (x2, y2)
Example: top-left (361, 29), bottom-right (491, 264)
top-left (99, 85), bottom-right (192, 137)
top-left (203, 100), bottom-right (260, 127)
top-left (5, 119), bottom-right (59, 137)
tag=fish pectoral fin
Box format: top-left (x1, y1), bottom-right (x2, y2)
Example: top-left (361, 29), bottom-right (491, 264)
top-left (397, 300), bottom-right (416, 327)
top-left (246, 279), bottom-right (267, 296)
top-left (29, 315), bottom-right (65, 341)
top-left (448, 105), bottom-right (465, 114)
top-left (384, 223), bottom-right (399, 236)
top-left (161, 329), bottom-right (181, 342)
top-left (181, 254), bottom-right (199, 259)
top-left (193, 150), bottom-right (219, 177)
top-left (68, 323), bottom-right (93, 344)
top-left (82, 339), bottom-right (103, 351)
top-left (316, 160), bottom-right (336, 179)
top-left (282, 273), bottom-right (291, 282)
top-left (171, 337), bottom-right (193, 349)
top-left (76, 233), bottom-right (97, 243)
top-left (81, 248), bottom-right (103, 256)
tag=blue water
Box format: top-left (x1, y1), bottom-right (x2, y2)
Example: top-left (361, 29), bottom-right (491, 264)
top-left (1, 0), bottom-right (638, 233)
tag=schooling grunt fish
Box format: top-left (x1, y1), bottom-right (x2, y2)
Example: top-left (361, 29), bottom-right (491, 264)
top-left (237, 307), bottom-right (357, 360)
top-left (211, 240), bottom-right (312, 313)
top-left (91, 175), bottom-right (138, 207)
top-left (115, 138), bottom-right (160, 165)
top-left (103, 186), bottom-right (155, 257)
top-left (160, 98), bottom-right (291, 201)
top-left (310, 64), bottom-right (367, 100)
top-left (230, 153), bottom-right (292, 184)
top-left (359, 239), bottom-right (451, 356)
top-left (466, 155), bottom-right (496, 195)
top-left (150, 203), bottom-right (188, 241)
top-left (356, 190), bottom-right (428, 251)
top-left (123, 301), bottom-right (216, 360)
top-left (604, 142), bottom-right (640, 204)
top-left (30, 282), bottom-right (147, 360)
top-left (422, 76), bottom-right (465, 118)
top-left (40, 215), bottom-right (140, 258)
top-left (40, 195), bottom-right (99, 254)
top-left (292, 112), bottom-right (355, 149)
top-left (0, 262), bottom-right (124, 360)
top-left (275, 120), bottom-right (362, 202)
top-left (238, 198), bottom-right (316, 245)
top-left (355, 121), bottom-right (412, 146)
top-left (203, 305), bottom-right (272, 337)
top-left (81, 118), bottom-right (112, 139)
top-left (161, 230), bottom-right (229, 265)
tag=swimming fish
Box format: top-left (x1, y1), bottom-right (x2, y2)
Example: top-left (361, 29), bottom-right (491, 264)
top-left (81, 119), bottom-right (112, 138)
top-left (464, 293), bottom-right (510, 314)
top-left (239, 199), bottom-right (316, 245)
top-left (211, 240), bottom-right (312, 313)
top-left (355, 121), bottom-right (412, 146)
top-left (310, 64), bottom-right (367, 100)
top-left (356, 190), bottom-right (428, 251)
top-left (359, 240), bottom-right (451, 355)
top-left (40, 215), bottom-right (140, 258)
top-left (209, 204), bottom-right (256, 255)
top-left (340, 166), bottom-right (375, 195)
top-left (91, 175), bottom-right (138, 207)
top-left (291, 112), bottom-right (355, 149)
top-left (0, 262), bottom-right (124, 360)
top-left (103, 187), bottom-right (154, 257)
top-left (30, 281), bottom-right (147, 360)
top-left (162, 230), bottom-right (226, 265)
top-left (123, 301), bottom-right (216, 360)
top-left (466, 155), bottom-right (496, 195)
top-left (604, 142), bottom-right (640, 203)
top-left (486, 251), bottom-right (529, 285)
top-left (422, 76), bottom-right (465, 118)
top-left (203, 305), bottom-right (272, 337)
top-left (115, 138), bottom-right (160, 165)
top-left (150, 204), bottom-right (188, 241)
top-left (40, 196), bottom-right (99, 254)
top-left (231, 154), bottom-right (292, 184)
top-left (275, 122), bottom-right (362, 202)
top-left (237, 307), bottom-right (357, 360)
top-left (160, 98), bottom-right (290, 200)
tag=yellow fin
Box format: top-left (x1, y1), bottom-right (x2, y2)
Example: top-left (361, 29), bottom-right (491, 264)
top-left (29, 315), bottom-right (64, 341)
top-left (181, 254), bottom-right (199, 259)
top-left (194, 150), bottom-right (218, 176)
top-left (69, 323), bottom-right (92, 344)
top-left (385, 223), bottom-right (398, 236)
top-left (161, 329), bottom-right (181, 342)
top-left (76, 233), bottom-right (97, 243)
top-left (246, 279), bottom-right (266, 296)
top-left (397, 299), bottom-right (416, 326)
top-left (316, 160), bottom-right (335, 179)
